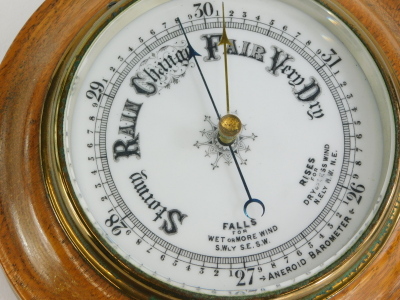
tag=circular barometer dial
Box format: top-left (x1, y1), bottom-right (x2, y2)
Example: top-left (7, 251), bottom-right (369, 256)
top-left (1, 0), bottom-right (400, 299)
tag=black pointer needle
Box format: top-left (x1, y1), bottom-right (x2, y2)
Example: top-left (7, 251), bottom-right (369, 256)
top-left (228, 146), bottom-right (265, 218)
top-left (177, 18), bottom-right (220, 120)
top-left (177, 18), bottom-right (264, 218)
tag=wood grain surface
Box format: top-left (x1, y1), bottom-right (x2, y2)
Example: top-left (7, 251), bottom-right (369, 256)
top-left (0, 0), bottom-right (398, 299)
top-left (0, 1), bottom-right (129, 299)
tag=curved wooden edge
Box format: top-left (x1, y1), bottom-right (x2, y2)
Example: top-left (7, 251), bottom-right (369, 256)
top-left (329, 0), bottom-right (400, 299)
top-left (335, 0), bottom-right (400, 77)
top-left (0, 0), bottom-right (399, 299)
top-left (0, 0), bottom-right (130, 299)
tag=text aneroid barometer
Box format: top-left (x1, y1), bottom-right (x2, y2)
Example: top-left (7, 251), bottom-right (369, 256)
top-left (39, 0), bottom-right (400, 298)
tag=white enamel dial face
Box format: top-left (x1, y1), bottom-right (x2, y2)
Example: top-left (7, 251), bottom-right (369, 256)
top-left (63, 0), bottom-right (395, 296)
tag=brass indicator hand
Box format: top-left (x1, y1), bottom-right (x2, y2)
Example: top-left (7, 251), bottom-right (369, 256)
top-left (217, 3), bottom-right (242, 147)
top-left (218, 2), bottom-right (233, 114)
top-left (177, 18), bottom-right (264, 219)
top-left (217, 4), bottom-right (265, 218)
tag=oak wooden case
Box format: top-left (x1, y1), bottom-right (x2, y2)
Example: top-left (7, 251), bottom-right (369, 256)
top-left (0, 0), bottom-right (399, 299)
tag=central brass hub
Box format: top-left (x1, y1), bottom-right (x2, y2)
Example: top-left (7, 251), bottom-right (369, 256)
top-left (218, 114), bottom-right (242, 146)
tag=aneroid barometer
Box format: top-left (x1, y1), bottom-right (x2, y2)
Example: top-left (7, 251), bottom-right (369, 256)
top-left (1, 0), bottom-right (400, 299)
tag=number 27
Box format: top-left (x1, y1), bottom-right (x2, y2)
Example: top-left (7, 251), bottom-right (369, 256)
top-left (234, 268), bottom-right (255, 286)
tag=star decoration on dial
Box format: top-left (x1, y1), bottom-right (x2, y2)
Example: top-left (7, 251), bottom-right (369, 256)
top-left (194, 115), bottom-right (257, 169)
